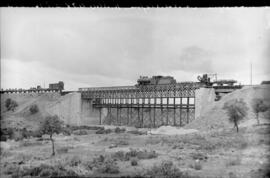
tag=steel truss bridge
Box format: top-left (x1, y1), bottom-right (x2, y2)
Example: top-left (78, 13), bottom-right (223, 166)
top-left (79, 82), bottom-right (202, 128)
top-left (0, 89), bottom-right (61, 94)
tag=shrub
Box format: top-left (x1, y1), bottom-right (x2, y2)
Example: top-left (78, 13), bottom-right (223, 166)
top-left (4, 163), bottom-right (19, 175)
top-left (71, 125), bottom-right (104, 131)
top-left (68, 155), bottom-right (82, 167)
top-left (84, 155), bottom-right (106, 170)
top-left (113, 149), bottom-right (158, 161)
top-left (239, 142), bottom-right (248, 149)
top-left (131, 158), bottom-right (138, 166)
top-left (112, 151), bottom-right (126, 161)
top-left (252, 98), bottom-right (269, 124)
top-left (115, 127), bottom-right (126, 133)
top-left (226, 157), bottom-right (241, 167)
top-left (13, 131), bottom-right (24, 141)
top-left (95, 158), bottom-right (120, 174)
top-left (228, 172), bottom-right (238, 178)
top-left (1, 135), bottom-right (7, 141)
top-left (60, 127), bottom-right (72, 136)
top-left (125, 149), bottom-right (138, 159)
top-left (5, 98), bottom-right (18, 111)
top-left (21, 128), bottom-right (31, 139)
top-left (146, 160), bottom-right (184, 178)
top-left (190, 152), bottom-right (208, 161)
top-left (39, 168), bottom-right (54, 177)
top-left (29, 104), bottom-right (39, 114)
top-left (73, 129), bottom-right (88, 135)
top-left (127, 130), bottom-right (146, 135)
top-left (147, 136), bottom-right (162, 145)
top-left (116, 140), bottom-right (129, 146)
top-left (136, 150), bottom-right (158, 159)
top-left (56, 147), bottom-right (69, 154)
top-left (10, 163), bottom-right (78, 177)
top-left (1, 127), bottom-right (16, 141)
top-left (223, 99), bottom-right (248, 132)
top-left (1, 150), bottom-right (13, 158)
top-left (96, 129), bottom-right (112, 134)
top-left (194, 162), bottom-right (202, 170)
top-left (14, 153), bottom-right (33, 163)
top-left (20, 140), bottom-right (43, 147)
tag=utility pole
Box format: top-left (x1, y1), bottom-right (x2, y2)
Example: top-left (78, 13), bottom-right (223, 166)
top-left (250, 62), bottom-right (252, 85)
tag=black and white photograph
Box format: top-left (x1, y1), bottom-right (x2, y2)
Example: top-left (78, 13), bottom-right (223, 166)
top-left (1, 7), bottom-right (270, 177)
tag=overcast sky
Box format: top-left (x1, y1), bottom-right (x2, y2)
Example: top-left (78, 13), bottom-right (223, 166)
top-left (1, 8), bottom-right (270, 90)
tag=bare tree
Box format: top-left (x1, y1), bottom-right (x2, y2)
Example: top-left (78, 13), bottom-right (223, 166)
top-left (40, 115), bottom-right (63, 156)
top-left (223, 99), bottom-right (248, 132)
top-left (252, 98), bottom-right (269, 125)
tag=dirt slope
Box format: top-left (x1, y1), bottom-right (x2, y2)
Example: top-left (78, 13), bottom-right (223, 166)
top-left (185, 85), bottom-right (270, 131)
top-left (0, 93), bottom-right (73, 130)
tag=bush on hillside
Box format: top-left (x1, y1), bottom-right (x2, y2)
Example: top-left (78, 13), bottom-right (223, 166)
top-left (223, 99), bottom-right (248, 132)
top-left (0, 128), bottom-right (14, 141)
top-left (29, 104), bottom-right (39, 114)
top-left (252, 98), bottom-right (269, 124)
top-left (5, 98), bottom-right (18, 111)
top-left (1, 127), bottom-right (41, 141)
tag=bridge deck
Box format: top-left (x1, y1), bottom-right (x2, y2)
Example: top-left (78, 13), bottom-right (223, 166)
top-left (79, 83), bottom-right (199, 127)
top-left (79, 82), bottom-right (201, 99)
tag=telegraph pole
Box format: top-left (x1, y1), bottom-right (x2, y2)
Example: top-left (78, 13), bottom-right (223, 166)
top-left (250, 62), bottom-right (252, 85)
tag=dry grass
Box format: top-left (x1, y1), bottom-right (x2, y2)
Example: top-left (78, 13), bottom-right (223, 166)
top-left (111, 149), bottom-right (158, 161)
top-left (189, 161), bottom-right (203, 170)
top-left (56, 147), bottom-right (69, 154)
top-left (146, 160), bottom-right (184, 177)
top-left (190, 152), bottom-right (208, 161)
top-left (19, 140), bottom-right (43, 147)
top-left (115, 140), bottom-right (129, 146)
top-left (226, 157), bottom-right (241, 167)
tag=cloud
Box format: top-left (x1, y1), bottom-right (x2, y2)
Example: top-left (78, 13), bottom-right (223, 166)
top-left (1, 8), bottom-right (270, 89)
top-left (174, 46), bottom-right (214, 73)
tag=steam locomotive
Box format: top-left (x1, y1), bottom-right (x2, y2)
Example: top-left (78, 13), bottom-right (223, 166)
top-left (136, 75), bottom-right (177, 86)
